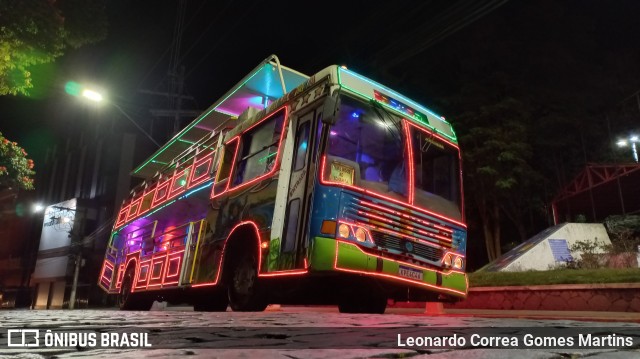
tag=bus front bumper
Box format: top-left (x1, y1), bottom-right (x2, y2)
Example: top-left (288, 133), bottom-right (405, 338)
top-left (310, 236), bottom-right (468, 299)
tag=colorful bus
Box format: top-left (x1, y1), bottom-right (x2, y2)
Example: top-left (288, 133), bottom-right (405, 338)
top-left (98, 55), bottom-right (467, 313)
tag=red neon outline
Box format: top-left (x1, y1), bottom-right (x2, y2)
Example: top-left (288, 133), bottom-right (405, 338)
top-left (350, 218), bottom-right (447, 251)
top-left (405, 121), bottom-right (465, 220)
top-left (356, 210), bottom-right (451, 244)
top-left (99, 260), bottom-right (114, 287)
top-left (320, 156), bottom-right (466, 228)
top-left (190, 220), bottom-right (308, 288)
top-left (116, 264), bottom-right (125, 288)
top-left (126, 198), bottom-right (142, 222)
top-left (123, 254), bottom-right (139, 293)
top-left (137, 263), bottom-right (150, 283)
top-left (151, 179), bottom-right (171, 208)
top-left (165, 253), bottom-right (183, 278)
top-left (402, 120), bottom-right (415, 204)
top-left (359, 199), bottom-right (453, 235)
top-left (187, 156), bottom-right (213, 189)
top-left (334, 240), bottom-right (466, 296)
top-left (150, 258), bottom-right (164, 280)
top-left (136, 185), bottom-right (157, 217)
top-left (226, 107), bottom-right (290, 194)
top-left (168, 168), bottom-right (189, 198)
top-left (211, 137), bottom-right (240, 199)
top-left (115, 207), bottom-right (129, 228)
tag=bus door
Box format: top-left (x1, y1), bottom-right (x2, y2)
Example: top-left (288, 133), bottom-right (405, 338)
top-left (273, 109), bottom-right (319, 270)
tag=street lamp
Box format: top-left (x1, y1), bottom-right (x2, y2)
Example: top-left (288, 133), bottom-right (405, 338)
top-left (616, 134), bottom-right (639, 163)
top-left (66, 82), bottom-right (160, 147)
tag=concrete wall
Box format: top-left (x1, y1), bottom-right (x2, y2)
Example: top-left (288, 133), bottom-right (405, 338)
top-left (502, 223), bottom-right (611, 272)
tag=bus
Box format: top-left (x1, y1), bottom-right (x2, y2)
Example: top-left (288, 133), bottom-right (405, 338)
top-left (98, 55), bottom-right (467, 313)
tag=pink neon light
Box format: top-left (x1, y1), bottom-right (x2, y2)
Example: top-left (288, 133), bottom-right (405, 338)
top-left (136, 186), bottom-right (156, 217)
top-left (320, 156), bottom-right (466, 228)
top-left (150, 260), bottom-right (164, 280)
top-left (357, 210), bottom-right (451, 243)
top-left (352, 218), bottom-right (447, 250)
top-left (359, 199), bottom-right (453, 235)
top-left (406, 121), bottom-right (465, 221)
top-left (402, 120), bottom-right (415, 204)
top-left (187, 156), bottom-right (213, 189)
top-left (151, 179), bottom-right (170, 208)
top-left (99, 260), bottom-right (114, 286)
top-left (165, 254), bottom-right (183, 278)
top-left (226, 107), bottom-right (290, 194)
top-left (190, 220), bottom-right (308, 288)
top-left (211, 136), bottom-right (240, 200)
top-left (168, 168), bottom-right (188, 198)
top-left (115, 207), bottom-right (128, 228)
top-left (116, 264), bottom-right (125, 288)
top-left (137, 264), bottom-right (150, 282)
top-left (334, 240), bottom-right (466, 296)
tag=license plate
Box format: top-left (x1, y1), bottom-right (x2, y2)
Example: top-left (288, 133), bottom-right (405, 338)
top-left (398, 265), bottom-right (423, 281)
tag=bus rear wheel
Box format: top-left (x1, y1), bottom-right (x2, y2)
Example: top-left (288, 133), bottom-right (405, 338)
top-left (228, 253), bottom-right (267, 312)
top-left (118, 267), bottom-right (152, 311)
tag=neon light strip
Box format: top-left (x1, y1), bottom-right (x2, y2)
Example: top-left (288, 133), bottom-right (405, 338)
top-left (320, 156), bottom-right (466, 228)
top-left (116, 264), bottom-right (125, 288)
top-left (137, 263), bottom-right (150, 283)
top-left (351, 218), bottom-right (447, 250)
top-left (211, 137), bottom-right (240, 199)
top-left (168, 168), bottom-right (189, 198)
top-left (403, 120), bottom-right (415, 204)
top-left (225, 107), bottom-right (289, 194)
top-left (190, 220), bottom-right (308, 287)
top-left (355, 210), bottom-right (451, 243)
top-left (334, 240), bottom-right (466, 296)
top-left (359, 199), bottom-right (453, 234)
top-left (187, 156), bottom-right (213, 188)
top-left (133, 62), bottom-right (269, 174)
top-left (338, 68), bottom-right (457, 142)
top-left (165, 254), bottom-right (183, 278)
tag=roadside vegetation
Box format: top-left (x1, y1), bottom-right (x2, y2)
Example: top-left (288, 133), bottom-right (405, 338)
top-left (469, 267), bottom-right (640, 287)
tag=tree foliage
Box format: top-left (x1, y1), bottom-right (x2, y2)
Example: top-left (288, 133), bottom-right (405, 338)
top-left (0, 0), bottom-right (107, 96)
top-left (0, 132), bottom-right (35, 190)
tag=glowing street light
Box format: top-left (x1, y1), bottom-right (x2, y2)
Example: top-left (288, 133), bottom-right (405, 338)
top-left (81, 89), bottom-right (103, 102)
top-left (616, 134), bottom-right (639, 163)
top-left (66, 81), bottom-right (160, 147)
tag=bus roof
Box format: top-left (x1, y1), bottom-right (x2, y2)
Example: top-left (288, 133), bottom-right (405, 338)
top-left (132, 55), bottom-right (308, 179)
top-left (132, 57), bottom-right (457, 179)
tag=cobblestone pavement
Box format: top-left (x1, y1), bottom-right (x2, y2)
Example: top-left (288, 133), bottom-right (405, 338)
top-left (1, 307), bottom-right (639, 359)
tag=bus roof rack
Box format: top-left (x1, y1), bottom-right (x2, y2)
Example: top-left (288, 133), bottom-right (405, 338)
top-left (132, 55), bottom-right (309, 179)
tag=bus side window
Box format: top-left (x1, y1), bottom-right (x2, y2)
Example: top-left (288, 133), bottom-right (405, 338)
top-left (232, 111), bottom-right (285, 187)
top-left (211, 138), bottom-right (239, 198)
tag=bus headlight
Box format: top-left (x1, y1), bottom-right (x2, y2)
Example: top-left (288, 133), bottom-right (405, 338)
top-left (354, 227), bottom-right (367, 242)
top-left (338, 224), bottom-right (351, 239)
top-left (443, 254), bottom-right (452, 267)
top-left (453, 256), bottom-right (463, 269)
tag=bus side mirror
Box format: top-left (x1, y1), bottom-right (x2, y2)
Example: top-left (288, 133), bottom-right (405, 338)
top-left (321, 93), bottom-right (340, 125)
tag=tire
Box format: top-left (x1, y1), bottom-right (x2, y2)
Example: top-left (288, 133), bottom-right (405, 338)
top-left (118, 267), bottom-right (152, 311)
top-left (228, 253), bottom-right (267, 312)
top-left (193, 289), bottom-right (229, 312)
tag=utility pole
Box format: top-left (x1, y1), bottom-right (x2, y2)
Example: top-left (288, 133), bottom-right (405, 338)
top-left (69, 251), bottom-right (82, 309)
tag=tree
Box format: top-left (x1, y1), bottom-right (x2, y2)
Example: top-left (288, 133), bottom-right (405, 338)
top-left (0, 0), bottom-right (107, 96)
top-left (0, 132), bottom-right (35, 190)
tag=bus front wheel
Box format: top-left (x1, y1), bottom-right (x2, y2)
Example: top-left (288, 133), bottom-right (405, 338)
top-left (227, 253), bottom-right (267, 312)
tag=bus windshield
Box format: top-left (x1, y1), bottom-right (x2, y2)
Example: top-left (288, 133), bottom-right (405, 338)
top-left (325, 94), bottom-right (462, 220)
top-left (326, 95), bottom-right (408, 201)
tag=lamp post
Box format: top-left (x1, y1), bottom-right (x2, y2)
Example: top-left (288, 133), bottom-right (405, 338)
top-left (617, 135), bottom-right (639, 163)
top-left (67, 82), bottom-right (161, 147)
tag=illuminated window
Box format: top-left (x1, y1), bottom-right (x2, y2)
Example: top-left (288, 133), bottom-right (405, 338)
top-left (232, 111), bottom-right (285, 186)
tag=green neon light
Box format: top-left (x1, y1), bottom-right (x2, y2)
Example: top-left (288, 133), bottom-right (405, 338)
top-left (151, 160), bottom-right (168, 165)
top-left (258, 152), bottom-right (277, 164)
top-left (337, 68), bottom-right (457, 142)
top-left (134, 65), bottom-right (269, 174)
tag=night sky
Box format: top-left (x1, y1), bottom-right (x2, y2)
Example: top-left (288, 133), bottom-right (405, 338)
top-left (2, 0), bottom-right (640, 180)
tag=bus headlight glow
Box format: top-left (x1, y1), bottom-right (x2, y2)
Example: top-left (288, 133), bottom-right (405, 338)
top-left (338, 224), bottom-right (351, 238)
top-left (443, 254), bottom-right (452, 267)
top-left (453, 256), bottom-right (463, 269)
top-left (354, 227), bottom-right (367, 242)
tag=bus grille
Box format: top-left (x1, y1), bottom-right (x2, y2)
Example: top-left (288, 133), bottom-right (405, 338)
top-left (343, 193), bottom-right (457, 262)
top-left (370, 231), bottom-right (444, 262)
